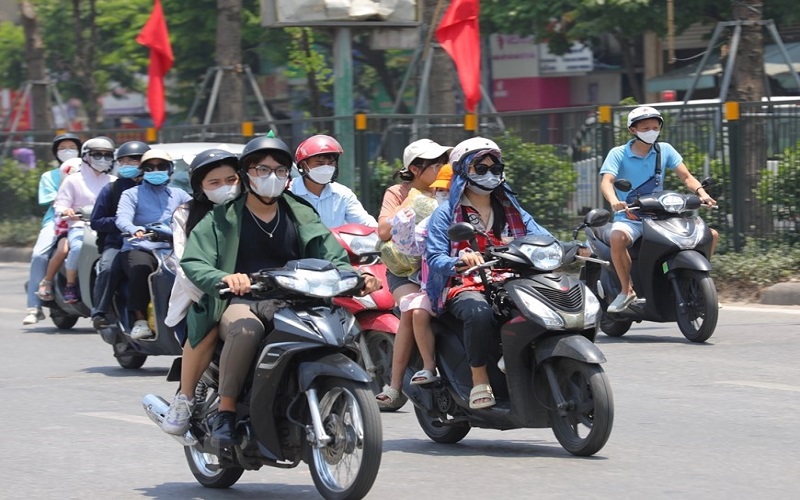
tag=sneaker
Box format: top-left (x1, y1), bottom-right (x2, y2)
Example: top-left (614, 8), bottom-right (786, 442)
top-left (23, 308), bottom-right (46, 325)
top-left (161, 393), bottom-right (194, 435)
top-left (63, 283), bottom-right (79, 304)
top-left (497, 356), bottom-right (506, 374)
top-left (607, 291), bottom-right (636, 313)
top-left (130, 319), bottom-right (154, 340)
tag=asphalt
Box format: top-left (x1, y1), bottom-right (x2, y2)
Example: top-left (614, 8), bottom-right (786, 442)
top-left (3, 246), bottom-right (799, 306)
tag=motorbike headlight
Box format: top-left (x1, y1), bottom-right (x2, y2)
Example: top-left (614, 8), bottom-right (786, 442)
top-left (583, 289), bottom-right (601, 328)
top-left (517, 242), bottom-right (563, 271)
top-left (516, 290), bottom-right (565, 328)
top-left (339, 232), bottom-right (381, 256)
top-left (658, 192), bottom-right (686, 213)
top-left (275, 269), bottom-right (360, 297)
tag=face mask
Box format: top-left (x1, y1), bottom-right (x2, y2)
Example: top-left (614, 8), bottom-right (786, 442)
top-left (635, 130), bottom-right (660, 144)
top-left (143, 171), bottom-right (170, 186)
top-left (248, 172), bottom-right (286, 198)
top-left (466, 172), bottom-right (503, 195)
top-left (117, 166), bottom-right (141, 179)
top-left (90, 158), bottom-right (112, 173)
top-left (203, 183), bottom-right (241, 205)
top-left (307, 165), bottom-right (336, 184)
top-left (435, 191), bottom-right (449, 205)
top-left (57, 149), bottom-right (79, 162)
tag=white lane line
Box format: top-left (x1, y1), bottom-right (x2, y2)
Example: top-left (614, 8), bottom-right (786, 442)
top-left (77, 411), bottom-right (154, 425)
top-left (716, 381), bottom-right (800, 392)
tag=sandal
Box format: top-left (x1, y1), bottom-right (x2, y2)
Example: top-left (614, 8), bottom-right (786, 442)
top-left (37, 279), bottom-right (54, 301)
top-left (410, 369), bottom-right (437, 385)
top-left (469, 384), bottom-right (496, 409)
top-left (375, 385), bottom-right (401, 408)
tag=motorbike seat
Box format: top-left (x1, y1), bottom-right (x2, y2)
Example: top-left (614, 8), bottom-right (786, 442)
top-left (592, 223), bottom-right (615, 246)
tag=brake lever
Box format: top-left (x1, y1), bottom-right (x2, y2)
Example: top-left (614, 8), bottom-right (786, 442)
top-left (464, 259), bottom-right (500, 275)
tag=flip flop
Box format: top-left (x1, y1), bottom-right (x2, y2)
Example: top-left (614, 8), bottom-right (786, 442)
top-left (37, 279), bottom-right (54, 302)
top-left (469, 384), bottom-right (496, 409)
top-left (375, 385), bottom-right (401, 408)
top-left (410, 369), bottom-right (437, 385)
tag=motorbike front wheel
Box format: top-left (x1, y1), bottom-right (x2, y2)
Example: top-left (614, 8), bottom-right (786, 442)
top-left (184, 446), bottom-right (244, 489)
top-left (599, 310), bottom-right (632, 337)
top-left (674, 270), bottom-right (718, 343)
top-left (548, 358), bottom-right (614, 457)
top-left (51, 313), bottom-right (79, 330)
top-left (308, 378), bottom-right (382, 500)
top-left (413, 405), bottom-right (471, 444)
top-left (365, 331), bottom-right (408, 412)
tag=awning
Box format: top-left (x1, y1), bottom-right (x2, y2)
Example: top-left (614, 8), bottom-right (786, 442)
top-left (647, 42), bottom-right (800, 93)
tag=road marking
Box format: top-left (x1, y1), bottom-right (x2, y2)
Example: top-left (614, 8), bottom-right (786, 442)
top-left (721, 304), bottom-right (800, 314)
top-left (77, 411), bottom-right (154, 425)
top-left (716, 381), bottom-right (800, 392)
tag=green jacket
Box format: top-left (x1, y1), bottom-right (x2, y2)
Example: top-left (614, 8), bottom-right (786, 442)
top-left (180, 192), bottom-right (352, 347)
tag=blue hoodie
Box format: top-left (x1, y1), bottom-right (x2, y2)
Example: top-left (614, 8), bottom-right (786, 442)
top-left (424, 151), bottom-right (552, 314)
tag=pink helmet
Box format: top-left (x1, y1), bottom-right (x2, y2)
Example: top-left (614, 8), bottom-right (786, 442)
top-left (295, 135), bottom-right (344, 164)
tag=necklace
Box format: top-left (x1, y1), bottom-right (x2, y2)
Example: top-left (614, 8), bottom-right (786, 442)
top-left (248, 203), bottom-right (281, 238)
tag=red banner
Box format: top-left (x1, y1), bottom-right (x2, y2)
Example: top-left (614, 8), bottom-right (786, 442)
top-left (136, 0), bottom-right (174, 129)
top-left (436, 0), bottom-right (481, 112)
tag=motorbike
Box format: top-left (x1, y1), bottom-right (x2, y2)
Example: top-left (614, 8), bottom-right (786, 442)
top-left (30, 206), bottom-right (98, 330)
top-left (330, 224), bottom-right (407, 411)
top-left (95, 222), bottom-right (182, 369)
top-left (579, 178), bottom-right (719, 343)
top-left (142, 258), bottom-right (383, 499)
top-left (405, 219), bottom-right (614, 457)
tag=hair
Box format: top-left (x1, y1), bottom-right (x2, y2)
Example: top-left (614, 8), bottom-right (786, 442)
top-left (184, 199), bottom-right (214, 236)
top-left (241, 150), bottom-right (293, 170)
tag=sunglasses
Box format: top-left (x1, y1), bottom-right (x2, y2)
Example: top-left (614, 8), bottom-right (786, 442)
top-left (471, 163), bottom-right (505, 175)
top-left (141, 162), bottom-right (171, 172)
top-left (89, 152), bottom-right (114, 161)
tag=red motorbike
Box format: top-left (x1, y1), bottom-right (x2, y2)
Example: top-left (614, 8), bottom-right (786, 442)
top-left (331, 223), bottom-right (407, 411)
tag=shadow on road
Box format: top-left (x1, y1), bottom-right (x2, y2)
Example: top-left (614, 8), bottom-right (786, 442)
top-left (382, 437), bottom-right (609, 460)
top-left (82, 365), bottom-right (170, 378)
top-left (136, 482), bottom-right (322, 499)
top-left (597, 333), bottom-right (715, 345)
top-left (23, 326), bottom-right (96, 335)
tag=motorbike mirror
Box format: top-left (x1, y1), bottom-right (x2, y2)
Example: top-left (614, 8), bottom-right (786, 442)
top-left (613, 179), bottom-right (632, 192)
top-left (701, 177), bottom-right (716, 189)
top-left (585, 208), bottom-right (612, 227)
top-left (448, 222), bottom-right (477, 243)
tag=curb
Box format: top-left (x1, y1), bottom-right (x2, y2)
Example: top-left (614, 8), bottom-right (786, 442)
top-left (0, 246), bottom-right (32, 264)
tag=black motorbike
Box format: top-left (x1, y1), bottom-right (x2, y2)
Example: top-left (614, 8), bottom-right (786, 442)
top-left (579, 178), bottom-right (718, 342)
top-left (405, 220), bottom-right (614, 457)
top-left (96, 222), bottom-right (182, 369)
top-left (142, 258), bottom-right (382, 500)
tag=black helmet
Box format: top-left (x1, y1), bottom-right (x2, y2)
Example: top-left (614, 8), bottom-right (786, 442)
top-left (189, 148), bottom-right (239, 193)
top-left (239, 135), bottom-right (294, 171)
top-left (51, 132), bottom-right (82, 159)
top-left (116, 141), bottom-right (150, 161)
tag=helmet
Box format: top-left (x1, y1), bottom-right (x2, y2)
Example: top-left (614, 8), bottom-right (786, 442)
top-left (449, 137), bottom-right (501, 170)
top-left (82, 136), bottom-right (115, 153)
top-left (295, 135), bottom-right (344, 165)
top-left (239, 135), bottom-right (294, 170)
top-left (189, 148), bottom-right (239, 193)
top-left (51, 132), bottom-right (82, 159)
top-left (627, 106), bottom-right (663, 128)
top-left (116, 141), bottom-right (150, 160)
top-left (140, 148), bottom-right (174, 174)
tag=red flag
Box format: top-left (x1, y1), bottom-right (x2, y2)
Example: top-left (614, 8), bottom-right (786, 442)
top-left (136, 0), bottom-right (174, 129)
top-left (436, 0), bottom-right (481, 113)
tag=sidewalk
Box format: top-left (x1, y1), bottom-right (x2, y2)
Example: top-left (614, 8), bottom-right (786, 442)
top-left (2, 246), bottom-right (799, 306)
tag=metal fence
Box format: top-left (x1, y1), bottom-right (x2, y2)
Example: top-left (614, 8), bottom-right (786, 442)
top-left (4, 99), bottom-right (800, 251)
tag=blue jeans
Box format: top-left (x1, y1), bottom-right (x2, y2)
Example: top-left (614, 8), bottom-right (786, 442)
top-left (447, 290), bottom-right (498, 368)
top-left (27, 221), bottom-right (56, 308)
top-left (91, 247), bottom-right (120, 317)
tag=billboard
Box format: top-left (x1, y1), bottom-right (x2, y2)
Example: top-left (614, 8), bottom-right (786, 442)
top-left (261, 0), bottom-right (419, 27)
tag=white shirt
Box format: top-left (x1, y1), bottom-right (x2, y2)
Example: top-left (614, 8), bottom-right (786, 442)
top-left (289, 177), bottom-right (378, 229)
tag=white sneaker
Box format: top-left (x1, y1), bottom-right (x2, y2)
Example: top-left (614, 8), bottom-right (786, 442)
top-left (607, 292), bottom-right (636, 313)
top-left (22, 308), bottom-right (45, 325)
top-left (130, 319), bottom-right (154, 340)
top-left (162, 393), bottom-right (194, 435)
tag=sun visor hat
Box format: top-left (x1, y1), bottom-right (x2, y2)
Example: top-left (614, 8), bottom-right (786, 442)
top-left (402, 139), bottom-right (453, 169)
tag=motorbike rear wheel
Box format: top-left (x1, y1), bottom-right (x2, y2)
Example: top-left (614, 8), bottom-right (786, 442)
top-left (674, 270), bottom-right (718, 343)
top-left (599, 311), bottom-right (632, 337)
top-left (308, 377), bottom-right (382, 500)
top-left (365, 331), bottom-right (408, 412)
top-left (51, 313), bottom-right (79, 330)
top-left (184, 446), bottom-right (244, 488)
top-left (413, 405), bottom-right (471, 444)
top-left (548, 358), bottom-right (614, 457)
top-left (116, 352), bottom-right (147, 369)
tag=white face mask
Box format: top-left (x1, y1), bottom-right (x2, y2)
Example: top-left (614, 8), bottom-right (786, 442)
top-left (635, 130), bottom-right (660, 144)
top-left (248, 172), bottom-right (286, 198)
top-left (467, 172), bottom-right (503, 195)
top-left (90, 158), bottom-right (113, 173)
top-left (57, 149), bottom-right (79, 162)
top-left (203, 183), bottom-right (241, 205)
top-left (435, 191), bottom-right (449, 205)
top-left (307, 165), bottom-right (336, 184)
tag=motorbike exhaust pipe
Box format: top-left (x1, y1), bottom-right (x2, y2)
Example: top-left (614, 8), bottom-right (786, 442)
top-left (141, 394), bottom-right (198, 447)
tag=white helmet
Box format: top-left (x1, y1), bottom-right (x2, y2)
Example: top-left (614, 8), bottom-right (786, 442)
top-left (82, 136), bottom-right (115, 153)
top-left (449, 137), bottom-right (501, 168)
top-left (627, 106), bottom-right (663, 128)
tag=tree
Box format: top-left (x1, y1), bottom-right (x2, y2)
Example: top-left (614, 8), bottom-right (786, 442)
top-left (215, 0), bottom-right (244, 123)
top-left (19, 1), bottom-right (49, 130)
